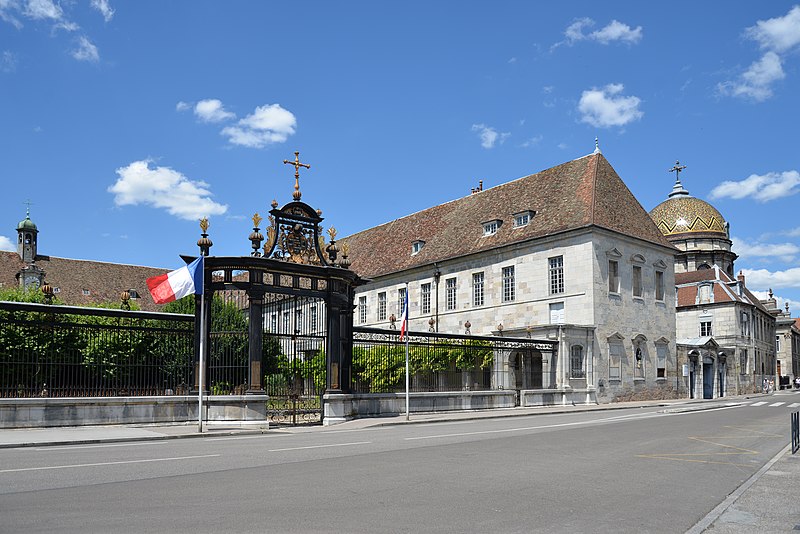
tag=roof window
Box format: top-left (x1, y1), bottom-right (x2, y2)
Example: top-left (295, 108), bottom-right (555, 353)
top-left (482, 219), bottom-right (501, 236)
top-left (513, 210), bottom-right (535, 228)
top-left (412, 240), bottom-right (425, 255)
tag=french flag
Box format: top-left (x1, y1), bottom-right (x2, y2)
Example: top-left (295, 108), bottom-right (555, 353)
top-left (147, 256), bottom-right (204, 304)
top-left (399, 288), bottom-right (409, 339)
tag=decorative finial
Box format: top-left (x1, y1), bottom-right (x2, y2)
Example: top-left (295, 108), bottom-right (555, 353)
top-left (593, 137), bottom-right (601, 154)
top-left (252, 212), bottom-right (263, 228)
top-left (197, 217), bottom-right (212, 256)
top-left (668, 161), bottom-right (689, 198)
top-left (23, 199), bottom-right (33, 218)
top-left (283, 151), bottom-right (311, 201)
top-left (328, 227), bottom-right (337, 241)
top-left (199, 217), bottom-right (209, 233)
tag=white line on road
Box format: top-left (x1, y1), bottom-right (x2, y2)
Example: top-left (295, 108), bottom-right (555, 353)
top-left (750, 401), bottom-right (767, 406)
top-left (789, 403), bottom-right (800, 408)
top-left (769, 402), bottom-right (785, 407)
top-left (34, 441), bottom-right (170, 451)
top-left (0, 454), bottom-right (220, 474)
top-left (268, 441), bottom-right (371, 452)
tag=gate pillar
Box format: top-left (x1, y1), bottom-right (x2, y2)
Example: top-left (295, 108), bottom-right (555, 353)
top-left (247, 283), bottom-right (266, 394)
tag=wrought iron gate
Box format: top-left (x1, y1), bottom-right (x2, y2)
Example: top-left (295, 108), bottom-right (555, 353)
top-left (262, 293), bottom-right (327, 425)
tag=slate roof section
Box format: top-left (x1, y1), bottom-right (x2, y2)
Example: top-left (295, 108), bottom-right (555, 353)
top-left (675, 266), bottom-right (769, 313)
top-left (0, 250), bottom-right (169, 311)
top-left (343, 153), bottom-right (677, 279)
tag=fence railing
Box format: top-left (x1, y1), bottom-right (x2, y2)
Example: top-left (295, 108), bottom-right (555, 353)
top-left (792, 411), bottom-right (799, 455)
top-left (0, 301), bottom-right (194, 398)
top-left (352, 327), bottom-right (556, 394)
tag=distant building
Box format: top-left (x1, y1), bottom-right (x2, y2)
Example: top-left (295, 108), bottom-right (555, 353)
top-left (650, 168), bottom-right (778, 397)
top-left (0, 210), bottom-right (168, 311)
top-left (345, 149), bottom-right (678, 404)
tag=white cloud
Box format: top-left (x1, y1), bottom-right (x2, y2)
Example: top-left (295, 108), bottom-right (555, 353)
top-left (732, 236), bottom-right (799, 262)
top-left (745, 5), bottom-right (800, 53)
top-left (90, 0), bottom-right (114, 22)
top-left (578, 83), bottom-right (643, 128)
top-left (718, 51), bottom-right (785, 102)
top-left (1, 50), bottom-right (16, 72)
top-left (521, 135), bottom-right (543, 148)
top-left (709, 170), bottom-right (800, 202)
top-left (72, 35), bottom-right (99, 62)
top-left (176, 101), bottom-right (190, 112)
top-left (471, 124), bottom-right (510, 149)
top-left (108, 160), bottom-right (228, 221)
top-left (194, 99), bottom-right (235, 123)
top-left (0, 1), bottom-right (24, 29)
top-left (24, 0), bottom-right (63, 21)
top-left (221, 104), bottom-right (296, 148)
top-left (0, 235), bottom-right (14, 251)
top-left (557, 17), bottom-right (642, 47)
top-left (742, 266), bottom-right (800, 290)
top-left (786, 227), bottom-right (800, 237)
top-left (719, 6), bottom-right (800, 102)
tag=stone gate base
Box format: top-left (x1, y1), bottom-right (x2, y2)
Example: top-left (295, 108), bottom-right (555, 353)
top-left (0, 395), bottom-right (268, 429)
top-left (323, 389), bottom-right (598, 425)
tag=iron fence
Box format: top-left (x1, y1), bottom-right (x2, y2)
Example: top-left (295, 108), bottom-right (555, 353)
top-left (352, 327), bottom-right (556, 393)
top-left (792, 410), bottom-right (799, 455)
top-left (0, 301), bottom-right (194, 398)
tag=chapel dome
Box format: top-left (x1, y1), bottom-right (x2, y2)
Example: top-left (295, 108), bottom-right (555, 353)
top-left (17, 213), bottom-right (37, 231)
top-left (649, 177), bottom-right (727, 238)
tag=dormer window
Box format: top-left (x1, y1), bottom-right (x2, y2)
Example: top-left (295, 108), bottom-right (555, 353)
top-left (82, 289), bottom-right (91, 296)
top-left (513, 210), bottom-right (534, 228)
top-left (482, 219), bottom-right (501, 236)
top-left (411, 240), bottom-right (425, 255)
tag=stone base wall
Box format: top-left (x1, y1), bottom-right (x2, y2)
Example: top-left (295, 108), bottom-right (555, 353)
top-left (322, 389), bottom-right (598, 425)
top-left (0, 395), bottom-right (268, 429)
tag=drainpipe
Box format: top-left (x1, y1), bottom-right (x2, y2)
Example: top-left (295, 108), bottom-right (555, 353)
top-left (433, 263), bottom-right (441, 333)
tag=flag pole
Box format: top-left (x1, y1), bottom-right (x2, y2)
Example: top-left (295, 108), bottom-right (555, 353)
top-left (404, 282), bottom-right (410, 421)
top-left (198, 291), bottom-right (206, 433)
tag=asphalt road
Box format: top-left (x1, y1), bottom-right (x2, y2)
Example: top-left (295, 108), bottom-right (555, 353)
top-left (0, 398), bottom-right (796, 533)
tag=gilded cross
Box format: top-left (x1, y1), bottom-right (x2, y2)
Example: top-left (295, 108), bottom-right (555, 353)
top-left (284, 151), bottom-right (311, 201)
top-left (23, 199), bottom-right (33, 216)
top-left (669, 160), bottom-right (687, 181)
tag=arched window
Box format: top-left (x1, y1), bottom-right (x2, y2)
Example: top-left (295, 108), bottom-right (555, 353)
top-left (570, 345), bottom-right (584, 378)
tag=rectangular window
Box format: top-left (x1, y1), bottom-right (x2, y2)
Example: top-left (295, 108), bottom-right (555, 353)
top-left (655, 271), bottom-right (665, 301)
top-left (472, 272), bottom-right (484, 307)
top-left (609, 343), bottom-right (623, 380)
top-left (739, 348), bottom-right (748, 374)
top-left (502, 266), bottom-right (515, 302)
top-left (398, 288), bottom-right (406, 316)
top-left (483, 221), bottom-right (498, 236)
top-left (283, 311), bottom-right (290, 332)
top-left (310, 306), bottom-right (317, 332)
top-left (570, 345), bottom-right (585, 378)
top-left (549, 256), bottom-right (564, 295)
top-left (421, 283), bottom-right (431, 315)
top-left (741, 312), bottom-right (750, 336)
top-left (776, 335), bottom-right (781, 353)
top-left (608, 260), bottom-right (620, 294)
top-left (632, 265), bottom-right (643, 298)
top-left (378, 292), bottom-right (387, 322)
top-left (359, 296), bottom-right (367, 324)
top-left (549, 302), bottom-right (564, 325)
top-left (656, 344), bottom-right (667, 378)
top-left (698, 284), bottom-right (712, 304)
top-left (700, 320), bottom-right (712, 337)
top-left (270, 314), bottom-right (277, 333)
top-left (513, 213), bottom-right (529, 227)
top-left (445, 278), bottom-right (457, 311)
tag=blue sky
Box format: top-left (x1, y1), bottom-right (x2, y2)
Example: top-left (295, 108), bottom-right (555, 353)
top-left (2, 1), bottom-right (800, 310)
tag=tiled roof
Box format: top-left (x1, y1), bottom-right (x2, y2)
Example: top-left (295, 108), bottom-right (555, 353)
top-left (343, 153), bottom-right (677, 279)
top-left (675, 266), bottom-right (769, 313)
top-left (0, 251), bottom-right (169, 311)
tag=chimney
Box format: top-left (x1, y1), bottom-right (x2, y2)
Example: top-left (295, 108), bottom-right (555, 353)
top-left (737, 270), bottom-right (745, 285)
top-left (471, 180), bottom-right (484, 194)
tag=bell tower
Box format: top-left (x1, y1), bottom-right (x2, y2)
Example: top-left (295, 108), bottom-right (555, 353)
top-left (17, 206), bottom-right (39, 263)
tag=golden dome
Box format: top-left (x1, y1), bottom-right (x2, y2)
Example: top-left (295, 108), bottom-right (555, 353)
top-left (649, 183), bottom-right (727, 237)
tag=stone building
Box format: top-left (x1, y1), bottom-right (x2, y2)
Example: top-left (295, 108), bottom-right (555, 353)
top-left (0, 210), bottom-right (168, 311)
top-left (765, 294), bottom-right (800, 388)
top-left (344, 149), bottom-right (678, 404)
top-left (649, 167), bottom-right (777, 398)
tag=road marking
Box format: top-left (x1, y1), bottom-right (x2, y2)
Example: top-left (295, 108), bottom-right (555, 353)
top-left (34, 441), bottom-right (170, 451)
top-left (789, 403), bottom-right (800, 408)
top-left (750, 401), bottom-right (767, 406)
top-left (404, 413), bottom-right (669, 441)
top-left (769, 402), bottom-right (785, 407)
top-left (0, 454), bottom-right (220, 474)
top-left (268, 441), bottom-right (371, 452)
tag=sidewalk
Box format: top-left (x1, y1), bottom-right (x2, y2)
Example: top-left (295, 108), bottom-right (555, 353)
top-left (1, 394), bottom-right (797, 533)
